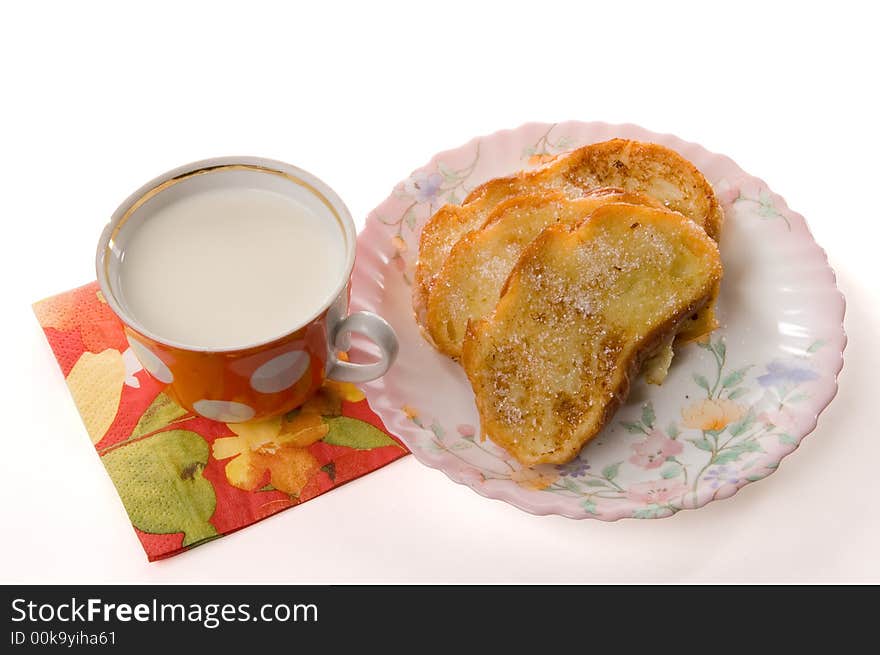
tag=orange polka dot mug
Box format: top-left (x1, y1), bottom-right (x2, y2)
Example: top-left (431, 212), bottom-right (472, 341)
top-left (96, 157), bottom-right (398, 422)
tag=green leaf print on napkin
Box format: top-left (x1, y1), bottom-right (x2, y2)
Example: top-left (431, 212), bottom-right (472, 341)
top-left (322, 417), bottom-right (401, 450)
top-left (131, 392), bottom-right (188, 438)
top-left (102, 429), bottom-right (217, 546)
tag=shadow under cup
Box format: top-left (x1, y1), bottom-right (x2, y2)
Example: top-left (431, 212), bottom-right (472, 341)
top-left (96, 157), bottom-right (397, 423)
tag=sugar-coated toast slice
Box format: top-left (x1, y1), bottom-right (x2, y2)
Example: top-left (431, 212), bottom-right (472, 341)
top-left (462, 204), bottom-right (723, 465)
top-left (426, 188), bottom-right (662, 359)
top-left (415, 139), bottom-right (724, 339)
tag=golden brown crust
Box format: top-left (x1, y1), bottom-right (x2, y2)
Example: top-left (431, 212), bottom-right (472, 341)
top-left (462, 204), bottom-right (723, 465)
top-left (426, 189), bottom-right (662, 359)
top-left (413, 172), bottom-right (546, 326)
top-left (414, 139), bottom-right (724, 338)
top-left (553, 139), bottom-right (724, 242)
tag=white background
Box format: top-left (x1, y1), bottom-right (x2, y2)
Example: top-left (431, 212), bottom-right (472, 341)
top-left (2, 1), bottom-right (878, 583)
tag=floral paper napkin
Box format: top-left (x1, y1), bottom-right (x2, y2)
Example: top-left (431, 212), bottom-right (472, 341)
top-left (33, 282), bottom-right (408, 561)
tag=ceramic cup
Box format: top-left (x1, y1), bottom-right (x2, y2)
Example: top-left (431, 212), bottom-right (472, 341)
top-left (96, 157), bottom-right (398, 422)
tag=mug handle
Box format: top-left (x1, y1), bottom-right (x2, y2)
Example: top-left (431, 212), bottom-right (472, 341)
top-left (327, 311), bottom-right (399, 383)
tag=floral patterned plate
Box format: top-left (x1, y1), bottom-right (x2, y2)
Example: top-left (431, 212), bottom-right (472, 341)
top-left (351, 121), bottom-right (846, 520)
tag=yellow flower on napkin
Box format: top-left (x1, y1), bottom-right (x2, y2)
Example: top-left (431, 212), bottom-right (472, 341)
top-left (211, 378), bottom-right (367, 495)
top-left (212, 413), bottom-right (326, 496)
top-left (66, 349), bottom-right (125, 444)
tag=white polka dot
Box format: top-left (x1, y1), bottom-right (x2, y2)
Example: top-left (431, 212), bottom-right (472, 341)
top-left (127, 337), bottom-right (173, 383)
top-left (193, 400), bottom-right (255, 422)
top-left (249, 351), bottom-right (310, 394)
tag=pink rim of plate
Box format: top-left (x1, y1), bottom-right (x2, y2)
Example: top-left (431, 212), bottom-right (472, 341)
top-left (351, 121), bottom-right (846, 520)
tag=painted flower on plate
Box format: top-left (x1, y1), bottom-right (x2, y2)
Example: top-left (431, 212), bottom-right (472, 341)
top-left (456, 424), bottom-right (476, 438)
top-left (757, 404), bottom-right (801, 434)
top-left (625, 479), bottom-right (688, 505)
top-left (391, 235), bottom-right (407, 253)
top-left (702, 466), bottom-right (741, 490)
top-left (629, 429), bottom-right (683, 469)
top-left (757, 360), bottom-right (818, 388)
top-left (511, 466), bottom-right (559, 491)
top-left (404, 170), bottom-right (444, 205)
top-left (458, 467), bottom-right (485, 485)
top-left (682, 399), bottom-right (746, 431)
top-left (714, 178), bottom-right (741, 206)
top-left (554, 458), bottom-right (591, 477)
top-left (528, 153), bottom-right (557, 166)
